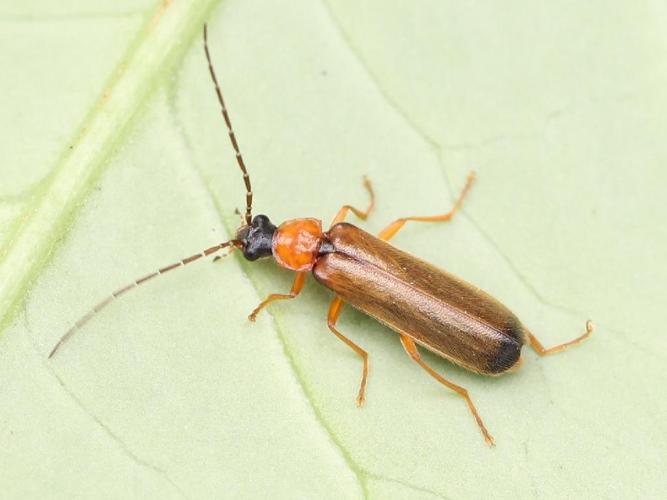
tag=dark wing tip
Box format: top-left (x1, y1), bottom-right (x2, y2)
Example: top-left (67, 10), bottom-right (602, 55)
top-left (485, 320), bottom-right (525, 374)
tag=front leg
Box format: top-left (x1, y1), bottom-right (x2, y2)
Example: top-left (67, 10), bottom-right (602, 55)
top-left (329, 176), bottom-right (375, 227)
top-left (248, 272), bottom-right (306, 321)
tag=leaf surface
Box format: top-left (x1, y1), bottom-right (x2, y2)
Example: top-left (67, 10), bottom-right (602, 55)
top-left (1, 1), bottom-right (665, 498)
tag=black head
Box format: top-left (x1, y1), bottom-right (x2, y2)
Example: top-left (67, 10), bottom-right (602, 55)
top-left (236, 214), bottom-right (277, 261)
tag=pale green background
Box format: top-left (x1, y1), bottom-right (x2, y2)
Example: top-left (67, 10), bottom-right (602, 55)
top-left (0, 1), bottom-right (665, 499)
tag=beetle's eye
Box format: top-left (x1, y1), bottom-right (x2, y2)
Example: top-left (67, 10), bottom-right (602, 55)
top-left (244, 248), bottom-right (259, 261)
top-left (236, 225), bottom-right (251, 241)
top-left (252, 214), bottom-right (271, 228)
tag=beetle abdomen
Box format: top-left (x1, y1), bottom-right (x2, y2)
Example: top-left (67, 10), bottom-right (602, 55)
top-left (313, 224), bottom-right (526, 375)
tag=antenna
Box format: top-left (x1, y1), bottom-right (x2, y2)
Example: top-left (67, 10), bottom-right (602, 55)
top-left (49, 25), bottom-right (255, 358)
top-left (48, 240), bottom-right (241, 358)
top-left (203, 24), bottom-right (253, 225)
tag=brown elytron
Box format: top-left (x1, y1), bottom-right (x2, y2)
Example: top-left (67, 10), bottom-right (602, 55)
top-left (314, 222), bottom-right (526, 376)
top-left (49, 25), bottom-right (594, 446)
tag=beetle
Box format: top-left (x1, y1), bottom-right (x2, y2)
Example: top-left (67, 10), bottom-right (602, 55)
top-left (49, 25), bottom-right (593, 446)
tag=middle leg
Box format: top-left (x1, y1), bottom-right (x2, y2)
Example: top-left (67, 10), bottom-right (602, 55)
top-left (378, 171), bottom-right (475, 241)
top-left (327, 297), bottom-right (369, 406)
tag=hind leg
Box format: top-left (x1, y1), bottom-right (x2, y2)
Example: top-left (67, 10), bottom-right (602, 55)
top-left (399, 334), bottom-right (494, 446)
top-left (528, 320), bottom-right (594, 356)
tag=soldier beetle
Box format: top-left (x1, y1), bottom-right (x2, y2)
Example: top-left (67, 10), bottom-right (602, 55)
top-left (49, 25), bottom-right (593, 446)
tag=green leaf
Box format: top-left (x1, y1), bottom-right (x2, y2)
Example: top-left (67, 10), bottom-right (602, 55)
top-left (1, 1), bottom-right (664, 498)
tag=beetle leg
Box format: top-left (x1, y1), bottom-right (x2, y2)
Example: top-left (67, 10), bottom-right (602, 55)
top-left (528, 320), bottom-right (594, 356)
top-left (399, 334), bottom-right (495, 446)
top-left (248, 272), bottom-right (306, 321)
top-left (329, 176), bottom-right (375, 227)
top-left (327, 296), bottom-right (369, 406)
top-left (378, 172), bottom-right (475, 241)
